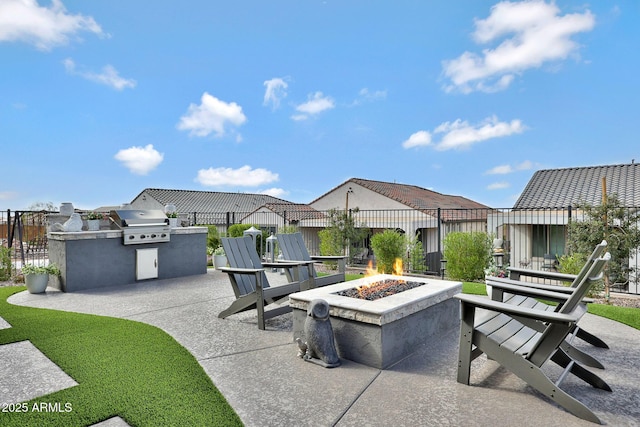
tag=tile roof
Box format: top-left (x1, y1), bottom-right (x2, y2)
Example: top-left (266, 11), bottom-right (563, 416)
top-left (514, 162), bottom-right (640, 209)
top-left (134, 189), bottom-right (293, 213)
top-left (351, 177), bottom-right (490, 212)
top-left (261, 203), bottom-right (326, 221)
top-left (311, 178), bottom-right (493, 221)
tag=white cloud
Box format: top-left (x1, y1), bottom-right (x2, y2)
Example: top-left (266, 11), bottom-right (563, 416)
top-left (352, 88), bottom-right (387, 105)
top-left (292, 91), bottom-right (334, 120)
top-left (486, 164), bottom-right (514, 175)
top-left (114, 144), bottom-right (163, 175)
top-left (434, 116), bottom-right (525, 150)
top-left (0, 0), bottom-right (104, 51)
top-left (263, 77), bottom-right (288, 110)
top-left (442, 0), bottom-right (595, 93)
top-left (488, 182), bottom-right (510, 190)
top-left (196, 165), bottom-right (279, 187)
top-left (177, 92), bottom-right (247, 138)
top-left (258, 188), bottom-right (289, 198)
top-left (63, 58), bottom-right (136, 90)
top-left (403, 116), bottom-right (525, 151)
top-left (401, 130), bottom-right (432, 149)
top-left (486, 160), bottom-right (534, 175)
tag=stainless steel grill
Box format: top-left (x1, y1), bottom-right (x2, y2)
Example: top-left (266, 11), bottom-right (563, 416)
top-left (110, 209), bottom-right (171, 245)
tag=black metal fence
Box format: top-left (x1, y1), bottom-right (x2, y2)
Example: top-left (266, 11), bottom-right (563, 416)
top-left (2, 206), bottom-right (639, 294)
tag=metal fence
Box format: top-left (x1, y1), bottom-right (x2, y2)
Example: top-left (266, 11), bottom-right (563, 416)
top-left (2, 206), bottom-right (639, 294)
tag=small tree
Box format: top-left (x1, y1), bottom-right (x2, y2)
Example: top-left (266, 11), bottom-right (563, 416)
top-left (205, 225), bottom-right (221, 251)
top-left (443, 231), bottom-right (492, 281)
top-left (568, 194), bottom-right (640, 298)
top-left (318, 208), bottom-right (369, 263)
top-left (405, 232), bottom-right (427, 273)
top-left (370, 229), bottom-right (405, 274)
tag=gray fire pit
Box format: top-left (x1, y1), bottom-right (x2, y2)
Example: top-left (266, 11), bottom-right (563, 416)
top-left (289, 274), bottom-right (462, 369)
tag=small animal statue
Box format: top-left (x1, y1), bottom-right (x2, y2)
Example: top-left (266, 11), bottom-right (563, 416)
top-left (50, 213), bottom-right (83, 232)
top-left (301, 299), bottom-right (340, 368)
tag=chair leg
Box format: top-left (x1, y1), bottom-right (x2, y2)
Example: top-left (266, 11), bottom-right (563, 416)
top-left (255, 271), bottom-right (265, 330)
top-left (575, 327), bottom-right (610, 349)
top-left (551, 349), bottom-right (612, 391)
top-left (559, 341), bottom-right (604, 369)
top-left (457, 303), bottom-right (475, 385)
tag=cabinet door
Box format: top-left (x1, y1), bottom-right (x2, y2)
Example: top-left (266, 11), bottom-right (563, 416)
top-left (136, 248), bottom-right (158, 280)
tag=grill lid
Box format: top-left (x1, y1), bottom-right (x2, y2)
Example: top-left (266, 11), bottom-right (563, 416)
top-left (110, 209), bottom-right (169, 227)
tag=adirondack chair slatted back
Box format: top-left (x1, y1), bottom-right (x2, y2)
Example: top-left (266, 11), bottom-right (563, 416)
top-left (557, 252), bottom-right (610, 315)
top-left (222, 237), bottom-right (270, 296)
top-left (276, 233), bottom-right (313, 282)
top-left (567, 240), bottom-right (607, 289)
top-left (526, 252), bottom-right (610, 366)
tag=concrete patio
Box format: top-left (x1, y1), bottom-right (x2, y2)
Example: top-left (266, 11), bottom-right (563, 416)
top-left (3, 269), bottom-right (640, 426)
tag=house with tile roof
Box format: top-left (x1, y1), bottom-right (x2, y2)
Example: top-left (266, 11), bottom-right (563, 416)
top-left (129, 188), bottom-right (295, 226)
top-left (307, 177), bottom-right (493, 271)
top-left (489, 162), bottom-right (640, 292)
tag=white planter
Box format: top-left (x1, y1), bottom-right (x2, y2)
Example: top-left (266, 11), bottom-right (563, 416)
top-left (25, 273), bottom-right (49, 294)
top-left (87, 219), bottom-right (100, 231)
top-left (59, 202), bottom-right (74, 216)
top-left (168, 218), bottom-right (178, 228)
top-left (213, 255), bottom-right (227, 269)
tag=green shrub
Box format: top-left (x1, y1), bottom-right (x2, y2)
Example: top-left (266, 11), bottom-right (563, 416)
top-left (558, 252), bottom-right (603, 297)
top-left (22, 263), bottom-right (60, 276)
top-left (370, 229), bottom-right (405, 274)
top-left (0, 246), bottom-right (11, 281)
top-left (443, 231), bottom-right (491, 281)
top-left (319, 228), bottom-right (343, 256)
top-left (205, 225), bottom-right (221, 250)
top-left (406, 232), bottom-right (426, 273)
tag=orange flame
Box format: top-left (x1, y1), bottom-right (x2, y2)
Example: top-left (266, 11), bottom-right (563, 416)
top-left (393, 258), bottom-right (403, 276)
top-left (365, 260), bottom-right (377, 277)
top-left (357, 258), bottom-right (405, 297)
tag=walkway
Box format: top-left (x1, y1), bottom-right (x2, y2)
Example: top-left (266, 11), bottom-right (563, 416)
top-left (4, 270), bottom-right (640, 426)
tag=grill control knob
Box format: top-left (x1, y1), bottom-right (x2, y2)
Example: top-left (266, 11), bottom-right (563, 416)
top-left (161, 233), bottom-right (167, 238)
top-left (129, 235), bottom-right (135, 240)
top-left (140, 235), bottom-right (146, 239)
top-left (151, 234), bottom-right (156, 238)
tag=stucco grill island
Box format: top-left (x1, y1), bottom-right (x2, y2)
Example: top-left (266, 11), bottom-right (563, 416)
top-left (48, 209), bottom-right (207, 292)
top-left (290, 274), bottom-right (462, 369)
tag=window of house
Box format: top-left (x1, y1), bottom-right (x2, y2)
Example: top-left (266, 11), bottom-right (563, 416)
top-left (532, 225), bottom-right (566, 257)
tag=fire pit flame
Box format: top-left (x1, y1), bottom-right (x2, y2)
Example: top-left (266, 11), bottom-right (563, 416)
top-left (356, 257), bottom-right (406, 299)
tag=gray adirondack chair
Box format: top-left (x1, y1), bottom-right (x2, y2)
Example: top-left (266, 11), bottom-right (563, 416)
top-left (218, 236), bottom-right (314, 330)
top-left (456, 252), bottom-right (612, 424)
top-left (276, 232), bottom-right (347, 288)
top-left (489, 241), bottom-right (608, 350)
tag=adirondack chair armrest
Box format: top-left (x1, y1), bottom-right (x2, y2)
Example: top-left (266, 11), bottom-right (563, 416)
top-left (488, 277), bottom-right (575, 294)
top-left (265, 260), bottom-right (315, 285)
top-left (263, 260), bottom-right (313, 268)
top-left (454, 294), bottom-right (578, 324)
top-left (217, 267), bottom-right (264, 274)
top-left (487, 280), bottom-right (577, 302)
top-left (309, 256), bottom-right (347, 272)
top-left (310, 255), bottom-right (348, 261)
top-left (507, 266), bottom-right (576, 283)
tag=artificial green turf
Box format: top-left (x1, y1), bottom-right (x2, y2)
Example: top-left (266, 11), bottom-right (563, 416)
top-left (0, 286), bottom-right (242, 427)
top-left (588, 303), bottom-right (640, 330)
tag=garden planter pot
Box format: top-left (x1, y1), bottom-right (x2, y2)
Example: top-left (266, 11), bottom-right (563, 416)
top-left (168, 218), bottom-right (178, 228)
top-left (87, 219), bottom-right (100, 231)
top-left (213, 255), bottom-right (227, 269)
top-left (25, 273), bottom-right (49, 294)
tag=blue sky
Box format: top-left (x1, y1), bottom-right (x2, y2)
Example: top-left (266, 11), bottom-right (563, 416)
top-left (2, 0), bottom-right (638, 211)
